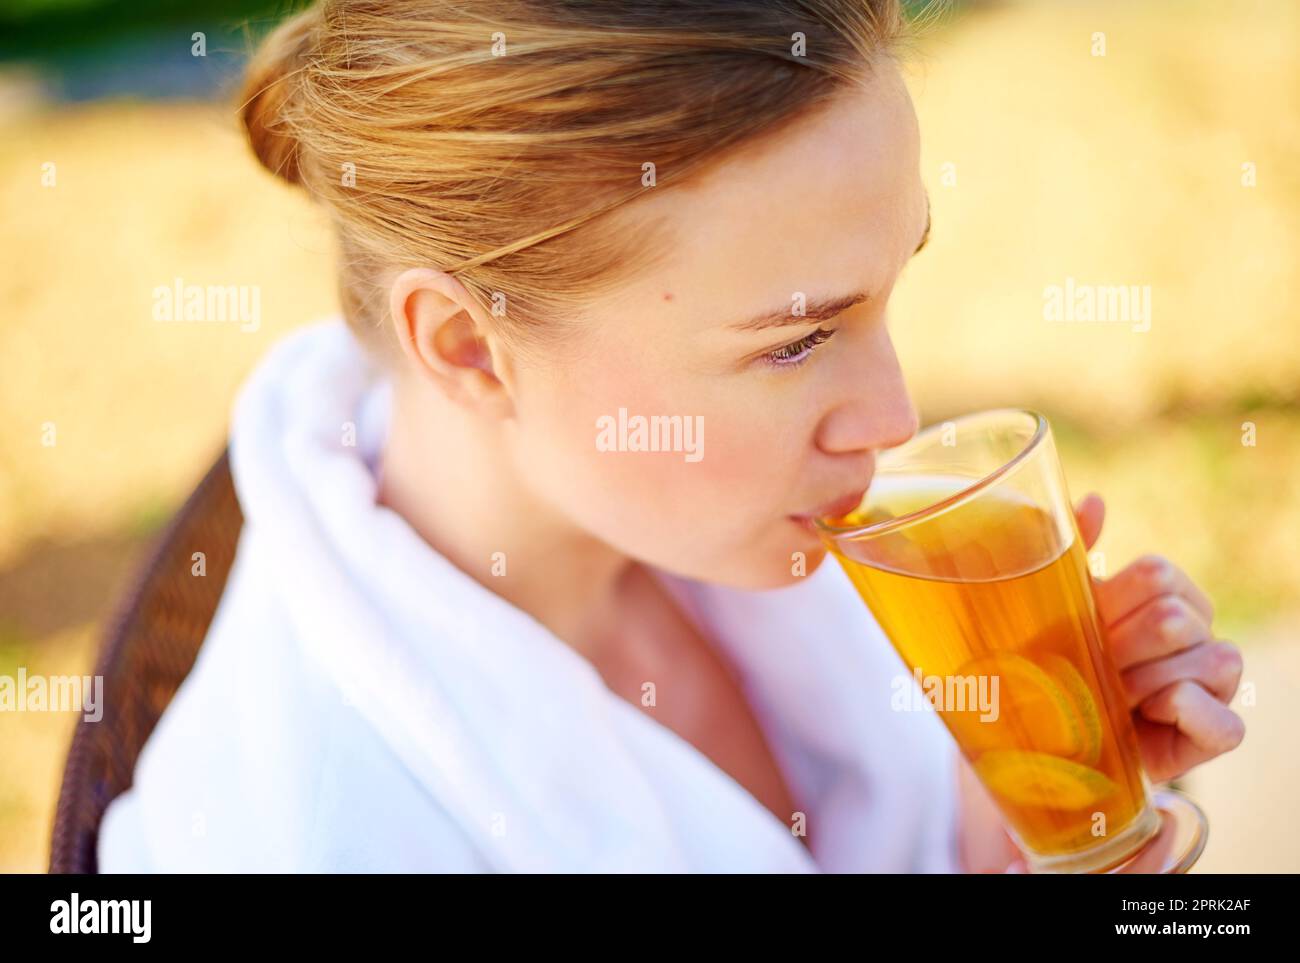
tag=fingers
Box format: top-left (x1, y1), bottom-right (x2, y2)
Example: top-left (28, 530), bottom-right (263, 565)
top-left (1094, 554), bottom-right (1215, 628)
top-left (1074, 493), bottom-right (1105, 551)
top-left (1135, 680), bottom-right (1247, 782)
top-left (1108, 806), bottom-right (1179, 873)
top-left (1104, 592), bottom-right (1214, 672)
top-left (1120, 639), bottom-right (1244, 708)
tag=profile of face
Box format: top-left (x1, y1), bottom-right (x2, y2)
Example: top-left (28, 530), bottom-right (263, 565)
top-left (391, 60), bottom-right (929, 592)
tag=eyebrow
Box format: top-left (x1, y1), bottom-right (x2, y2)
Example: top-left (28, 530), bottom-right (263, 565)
top-left (725, 193), bottom-right (932, 333)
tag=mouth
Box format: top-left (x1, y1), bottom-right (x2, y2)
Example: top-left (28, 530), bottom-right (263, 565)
top-left (787, 485), bottom-right (871, 533)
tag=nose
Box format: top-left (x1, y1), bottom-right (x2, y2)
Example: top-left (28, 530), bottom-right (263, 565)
top-left (814, 332), bottom-right (920, 456)
top-left (815, 393), bottom-right (919, 455)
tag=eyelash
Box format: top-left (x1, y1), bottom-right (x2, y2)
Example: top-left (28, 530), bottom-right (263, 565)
top-left (762, 326), bottom-right (838, 369)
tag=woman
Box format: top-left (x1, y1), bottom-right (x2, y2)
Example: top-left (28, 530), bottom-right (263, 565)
top-left (97, 0), bottom-right (1244, 872)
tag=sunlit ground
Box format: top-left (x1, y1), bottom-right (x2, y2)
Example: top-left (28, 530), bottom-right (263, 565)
top-left (1, 0), bottom-right (1296, 871)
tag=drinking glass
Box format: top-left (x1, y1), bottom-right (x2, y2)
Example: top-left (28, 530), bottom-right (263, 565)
top-left (815, 409), bottom-right (1208, 873)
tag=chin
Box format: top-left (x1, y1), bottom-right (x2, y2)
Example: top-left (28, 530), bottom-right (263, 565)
top-left (695, 541), bottom-right (831, 591)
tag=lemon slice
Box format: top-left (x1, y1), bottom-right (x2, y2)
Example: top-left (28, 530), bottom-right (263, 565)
top-left (948, 653), bottom-right (1083, 759)
top-left (974, 749), bottom-right (1118, 810)
top-left (1040, 653), bottom-right (1104, 766)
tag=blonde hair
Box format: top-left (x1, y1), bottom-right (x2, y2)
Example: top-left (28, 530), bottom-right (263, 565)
top-left (238, 0), bottom-right (912, 365)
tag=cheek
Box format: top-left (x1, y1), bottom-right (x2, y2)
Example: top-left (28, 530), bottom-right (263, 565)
top-left (532, 368), bottom-right (724, 527)
top-left (507, 364), bottom-right (681, 526)
top-left (583, 362), bottom-right (797, 510)
top-left (513, 357), bottom-right (820, 576)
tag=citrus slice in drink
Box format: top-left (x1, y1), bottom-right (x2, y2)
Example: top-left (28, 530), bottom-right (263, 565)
top-left (974, 749), bottom-right (1118, 810)
top-left (1039, 653), bottom-right (1104, 766)
top-left (947, 652), bottom-right (1083, 758)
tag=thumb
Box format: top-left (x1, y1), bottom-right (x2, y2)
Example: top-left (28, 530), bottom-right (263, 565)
top-left (1074, 492), bottom-right (1105, 551)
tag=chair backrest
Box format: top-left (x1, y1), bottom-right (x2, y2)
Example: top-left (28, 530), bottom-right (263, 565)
top-left (48, 448), bottom-right (244, 873)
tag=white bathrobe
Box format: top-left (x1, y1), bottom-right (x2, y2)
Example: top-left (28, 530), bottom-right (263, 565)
top-left (97, 317), bottom-right (964, 873)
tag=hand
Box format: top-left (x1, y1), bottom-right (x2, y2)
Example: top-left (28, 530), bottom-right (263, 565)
top-left (957, 493), bottom-right (1245, 874)
top-left (1074, 493), bottom-right (1246, 785)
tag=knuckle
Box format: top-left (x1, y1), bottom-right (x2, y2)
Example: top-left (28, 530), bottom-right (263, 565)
top-left (1169, 678), bottom-right (1198, 711)
top-left (1213, 641), bottom-right (1244, 677)
top-left (1154, 596), bottom-right (1192, 630)
top-left (1138, 554), bottom-right (1174, 590)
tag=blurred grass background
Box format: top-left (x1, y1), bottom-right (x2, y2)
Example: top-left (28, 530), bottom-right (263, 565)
top-left (1, 0), bottom-right (1296, 872)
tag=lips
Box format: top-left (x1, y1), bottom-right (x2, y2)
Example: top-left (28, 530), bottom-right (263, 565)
top-left (791, 486), bottom-right (870, 523)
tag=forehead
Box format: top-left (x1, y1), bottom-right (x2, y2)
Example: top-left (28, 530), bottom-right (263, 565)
top-left (595, 65), bottom-right (923, 330)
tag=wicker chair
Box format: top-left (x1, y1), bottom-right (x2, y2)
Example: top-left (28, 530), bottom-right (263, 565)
top-left (48, 447), bottom-right (244, 873)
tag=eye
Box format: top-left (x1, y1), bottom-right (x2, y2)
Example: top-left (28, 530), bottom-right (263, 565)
top-left (761, 326), bottom-right (838, 369)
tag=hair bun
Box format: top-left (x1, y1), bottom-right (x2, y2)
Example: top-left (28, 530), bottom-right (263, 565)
top-left (238, 6), bottom-right (321, 187)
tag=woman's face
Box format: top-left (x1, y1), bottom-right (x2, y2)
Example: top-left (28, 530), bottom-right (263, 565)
top-left (507, 62), bottom-right (929, 590)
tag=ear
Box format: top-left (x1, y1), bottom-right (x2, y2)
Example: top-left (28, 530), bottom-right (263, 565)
top-left (387, 267), bottom-right (514, 417)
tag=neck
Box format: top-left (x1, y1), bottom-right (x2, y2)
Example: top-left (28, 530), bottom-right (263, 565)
top-left (375, 375), bottom-right (636, 657)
